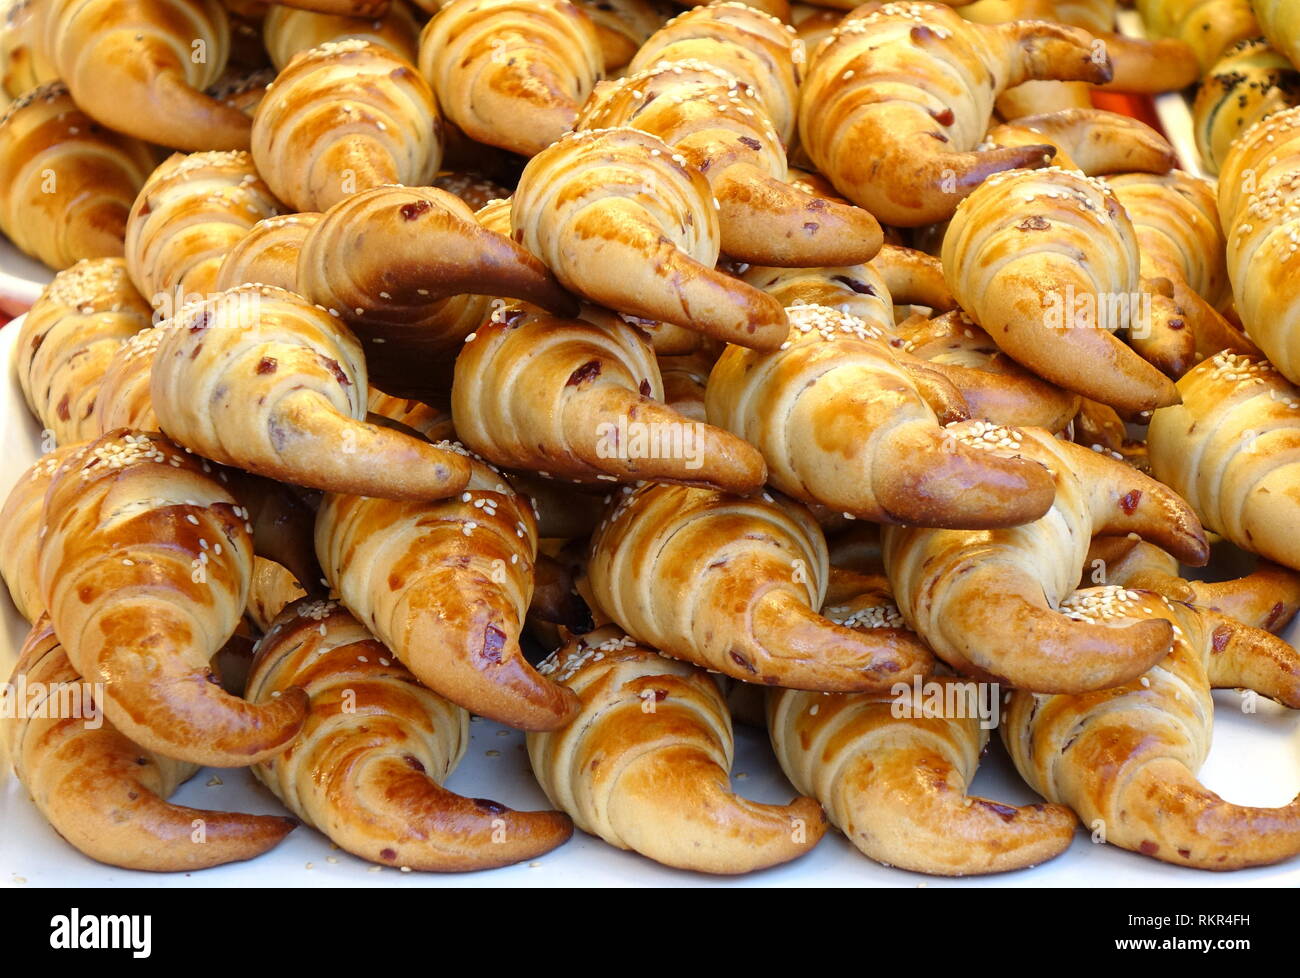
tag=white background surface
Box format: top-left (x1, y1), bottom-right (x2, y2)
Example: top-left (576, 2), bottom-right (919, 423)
top-left (0, 319), bottom-right (1298, 888)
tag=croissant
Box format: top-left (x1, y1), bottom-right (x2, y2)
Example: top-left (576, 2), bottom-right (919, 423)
top-left (417, 0), bottom-right (602, 157)
top-left (16, 258), bottom-right (153, 445)
top-left (573, 0), bottom-right (669, 69)
top-left (248, 598), bottom-right (574, 870)
top-left (124, 150), bottom-right (281, 306)
top-left (800, 2), bottom-right (1111, 227)
top-left (1254, 0), bottom-right (1300, 73)
top-left (0, 446), bottom-right (83, 622)
top-left (1004, 588), bottom-right (1300, 869)
top-left (0, 83), bottom-right (155, 270)
top-left (0, 0), bottom-right (56, 98)
top-left (245, 556), bottom-right (308, 631)
top-left (93, 327), bottom-right (164, 433)
top-left (38, 430), bottom-right (308, 766)
top-left (1106, 170), bottom-right (1251, 379)
top-left (983, 109), bottom-right (1176, 179)
top-left (368, 387), bottom-right (456, 442)
top-left (149, 284), bottom-right (472, 501)
top-left (587, 482), bottom-right (934, 690)
top-left (1194, 39), bottom-right (1300, 176)
top-left (263, 0), bottom-right (420, 69)
top-left (658, 348), bottom-right (716, 422)
top-left (2, 620), bottom-right (298, 871)
top-left (706, 303), bottom-right (1055, 527)
top-left (316, 450), bottom-right (581, 730)
top-left (1217, 107), bottom-right (1300, 382)
top-left (214, 212), bottom-right (320, 292)
top-left (628, 2), bottom-right (803, 145)
top-left (251, 39), bottom-right (440, 213)
top-left (297, 185), bottom-right (576, 399)
top-left (577, 61), bottom-right (883, 267)
top-left (883, 425), bottom-right (1209, 693)
top-left (452, 306), bottom-right (765, 493)
top-left (512, 127), bottom-right (788, 350)
top-left (1134, 0), bottom-right (1260, 71)
top-left (769, 671), bottom-right (1077, 875)
top-left (943, 166), bottom-right (1178, 413)
top-left (1148, 352), bottom-right (1300, 572)
top-left (42, 0), bottom-right (251, 150)
top-left (527, 626), bottom-right (827, 873)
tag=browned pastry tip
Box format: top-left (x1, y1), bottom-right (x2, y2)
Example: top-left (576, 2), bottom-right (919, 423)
top-left (1094, 31), bottom-right (1199, 94)
top-left (986, 108), bottom-right (1176, 177)
top-left (528, 627), bottom-right (827, 874)
top-left (249, 599), bottom-right (573, 870)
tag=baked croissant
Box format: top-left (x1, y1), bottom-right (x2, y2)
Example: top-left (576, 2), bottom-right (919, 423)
top-left (246, 556), bottom-right (308, 633)
top-left (124, 150), bottom-right (281, 306)
top-left (587, 482), bottom-right (934, 690)
top-left (577, 61), bottom-right (883, 267)
top-left (1134, 0), bottom-right (1260, 71)
top-left (573, 0), bottom-right (669, 69)
top-left (149, 284), bottom-right (473, 500)
top-left (297, 185), bottom-right (577, 399)
top-left (1004, 588), bottom-right (1300, 869)
top-left (38, 430), bottom-right (309, 766)
top-left (1217, 107), bottom-right (1300, 382)
top-left (658, 347), bottom-right (715, 422)
top-left (451, 306), bottom-right (766, 493)
top-left (263, 0), bottom-right (420, 69)
top-left (706, 303), bottom-right (1056, 526)
top-left (417, 0), bottom-right (602, 157)
top-left (943, 166), bottom-right (1178, 413)
top-left (800, 2), bottom-right (1111, 227)
top-left (770, 671), bottom-right (1078, 875)
top-left (628, 1), bottom-right (803, 145)
top-left (1254, 0), bottom-right (1300, 74)
top-left (316, 450), bottom-right (581, 730)
top-left (983, 108), bottom-right (1176, 178)
top-left (527, 626), bottom-right (827, 873)
top-left (512, 127), bottom-right (788, 350)
top-left (0, 446), bottom-right (83, 622)
top-left (0, 0), bottom-right (57, 98)
top-left (248, 598), bottom-right (574, 870)
top-left (251, 39), bottom-right (441, 213)
top-left (1148, 352), bottom-right (1300, 572)
top-left (0, 83), bottom-right (155, 270)
top-left (2, 620), bottom-right (299, 871)
top-left (883, 425), bottom-right (1209, 693)
top-left (16, 258), bottom-right (153, 445)
top-left (1106, 170), bottom-right (1250, 379)
top-left (1193, 38), bottom-right (1300, 175)
top-left (368, 387), bottom-right (456, 442)
top-left (93, 327), bottom-right (164, 433)
top-left (214, 212), bottom-right (320, 292)
top-left (42, 0), bottom-right (251, 150)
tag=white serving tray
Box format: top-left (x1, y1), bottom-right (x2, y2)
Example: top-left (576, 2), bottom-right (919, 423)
top-left (0, 238), bottom-right (52, 317)
top-left (0, 319), bottom-right (1298, 888)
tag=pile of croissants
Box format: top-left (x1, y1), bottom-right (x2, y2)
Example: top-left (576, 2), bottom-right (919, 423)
top-left (2, 0), bottom-right (1300, 880)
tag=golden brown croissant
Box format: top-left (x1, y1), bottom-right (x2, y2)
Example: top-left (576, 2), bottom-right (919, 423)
top-left (42, 0), bottom-right (252, 150)
top-left (0, 0), bottom-right (57, 98)
top-left (1004, 588), bottom-right (1300, 869)
top-left (417, 0), bottom-right (602, 157)
top-left (512, 127), bottom-right (788, 350)
top-left (149, 284), bottom-right (473, 500)
top-left (1135, 0), bottom-right (1260, 71)
top-left (248, 598), bottom-right (575, 869)
top-left (658, 347), bottom-right (716, 422)
top-left (93, 326), bottom-right (164, 433)
top-left (528, 625), bottom-right (827, 873)
top-left (1254, 0), bottom-right (1300, 73)
top-left (213, 212), bottom-right (320, 292)
top-left (1217, 107), bottom-right (1300, 382)
top-left (38, 430), bottom-right (309, 766)
top-left (1194, 39), bottom-right (1300, 176)
top-left (2, 619), bottom-right (299, 871)
top-left (573, 0), bottom-right (669, 69)
top-left (883, 425), bottom-right (1209, 693)
top-left (367, 386), bottom-right (456, 442)
top-left (245, 556), bottom-right (308, 631)
top-left (451, 306), bottom-right (766, 493)
top-left (770, 673), bottom-right (1077, 875)
top-left (983, 108), bottom-right (1176, 178)
top-left (1106, 170), bottom-right (1251, 379)
top-left (124, 150), bottom-right (281, 306)
top-left (629, 2), bottom-right (803, 145)
top-left (263, 0), bottom-right (420, 68)
top-left (16, 258), bottom-right (153, 445)
top-left (252, 39), bottom-right (441, 212)
top-left (297, 185), bottom-right (577, 399)
top-left (706, 303), bottom-right (1056, 527)
top-left (800, 2), bottom-right (1111, 227)
top-left (1148, 352), bottom-right (1300, 571)
top-left (316, 449), bottom-right (581, 730)
top-left (577, 60), bottom-right (883, 267)
top-left (0, 446), bottom-right (82, 622)
top-left (587, 482), bottom-right (934, 690)
top-left (942, 166), bottom-right (1178, 413)
top-left (0, 83), bottom-right (155, 270)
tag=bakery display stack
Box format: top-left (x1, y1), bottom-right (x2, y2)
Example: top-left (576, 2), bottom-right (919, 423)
top-left (2, 0), bottom-right (1300, 881)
